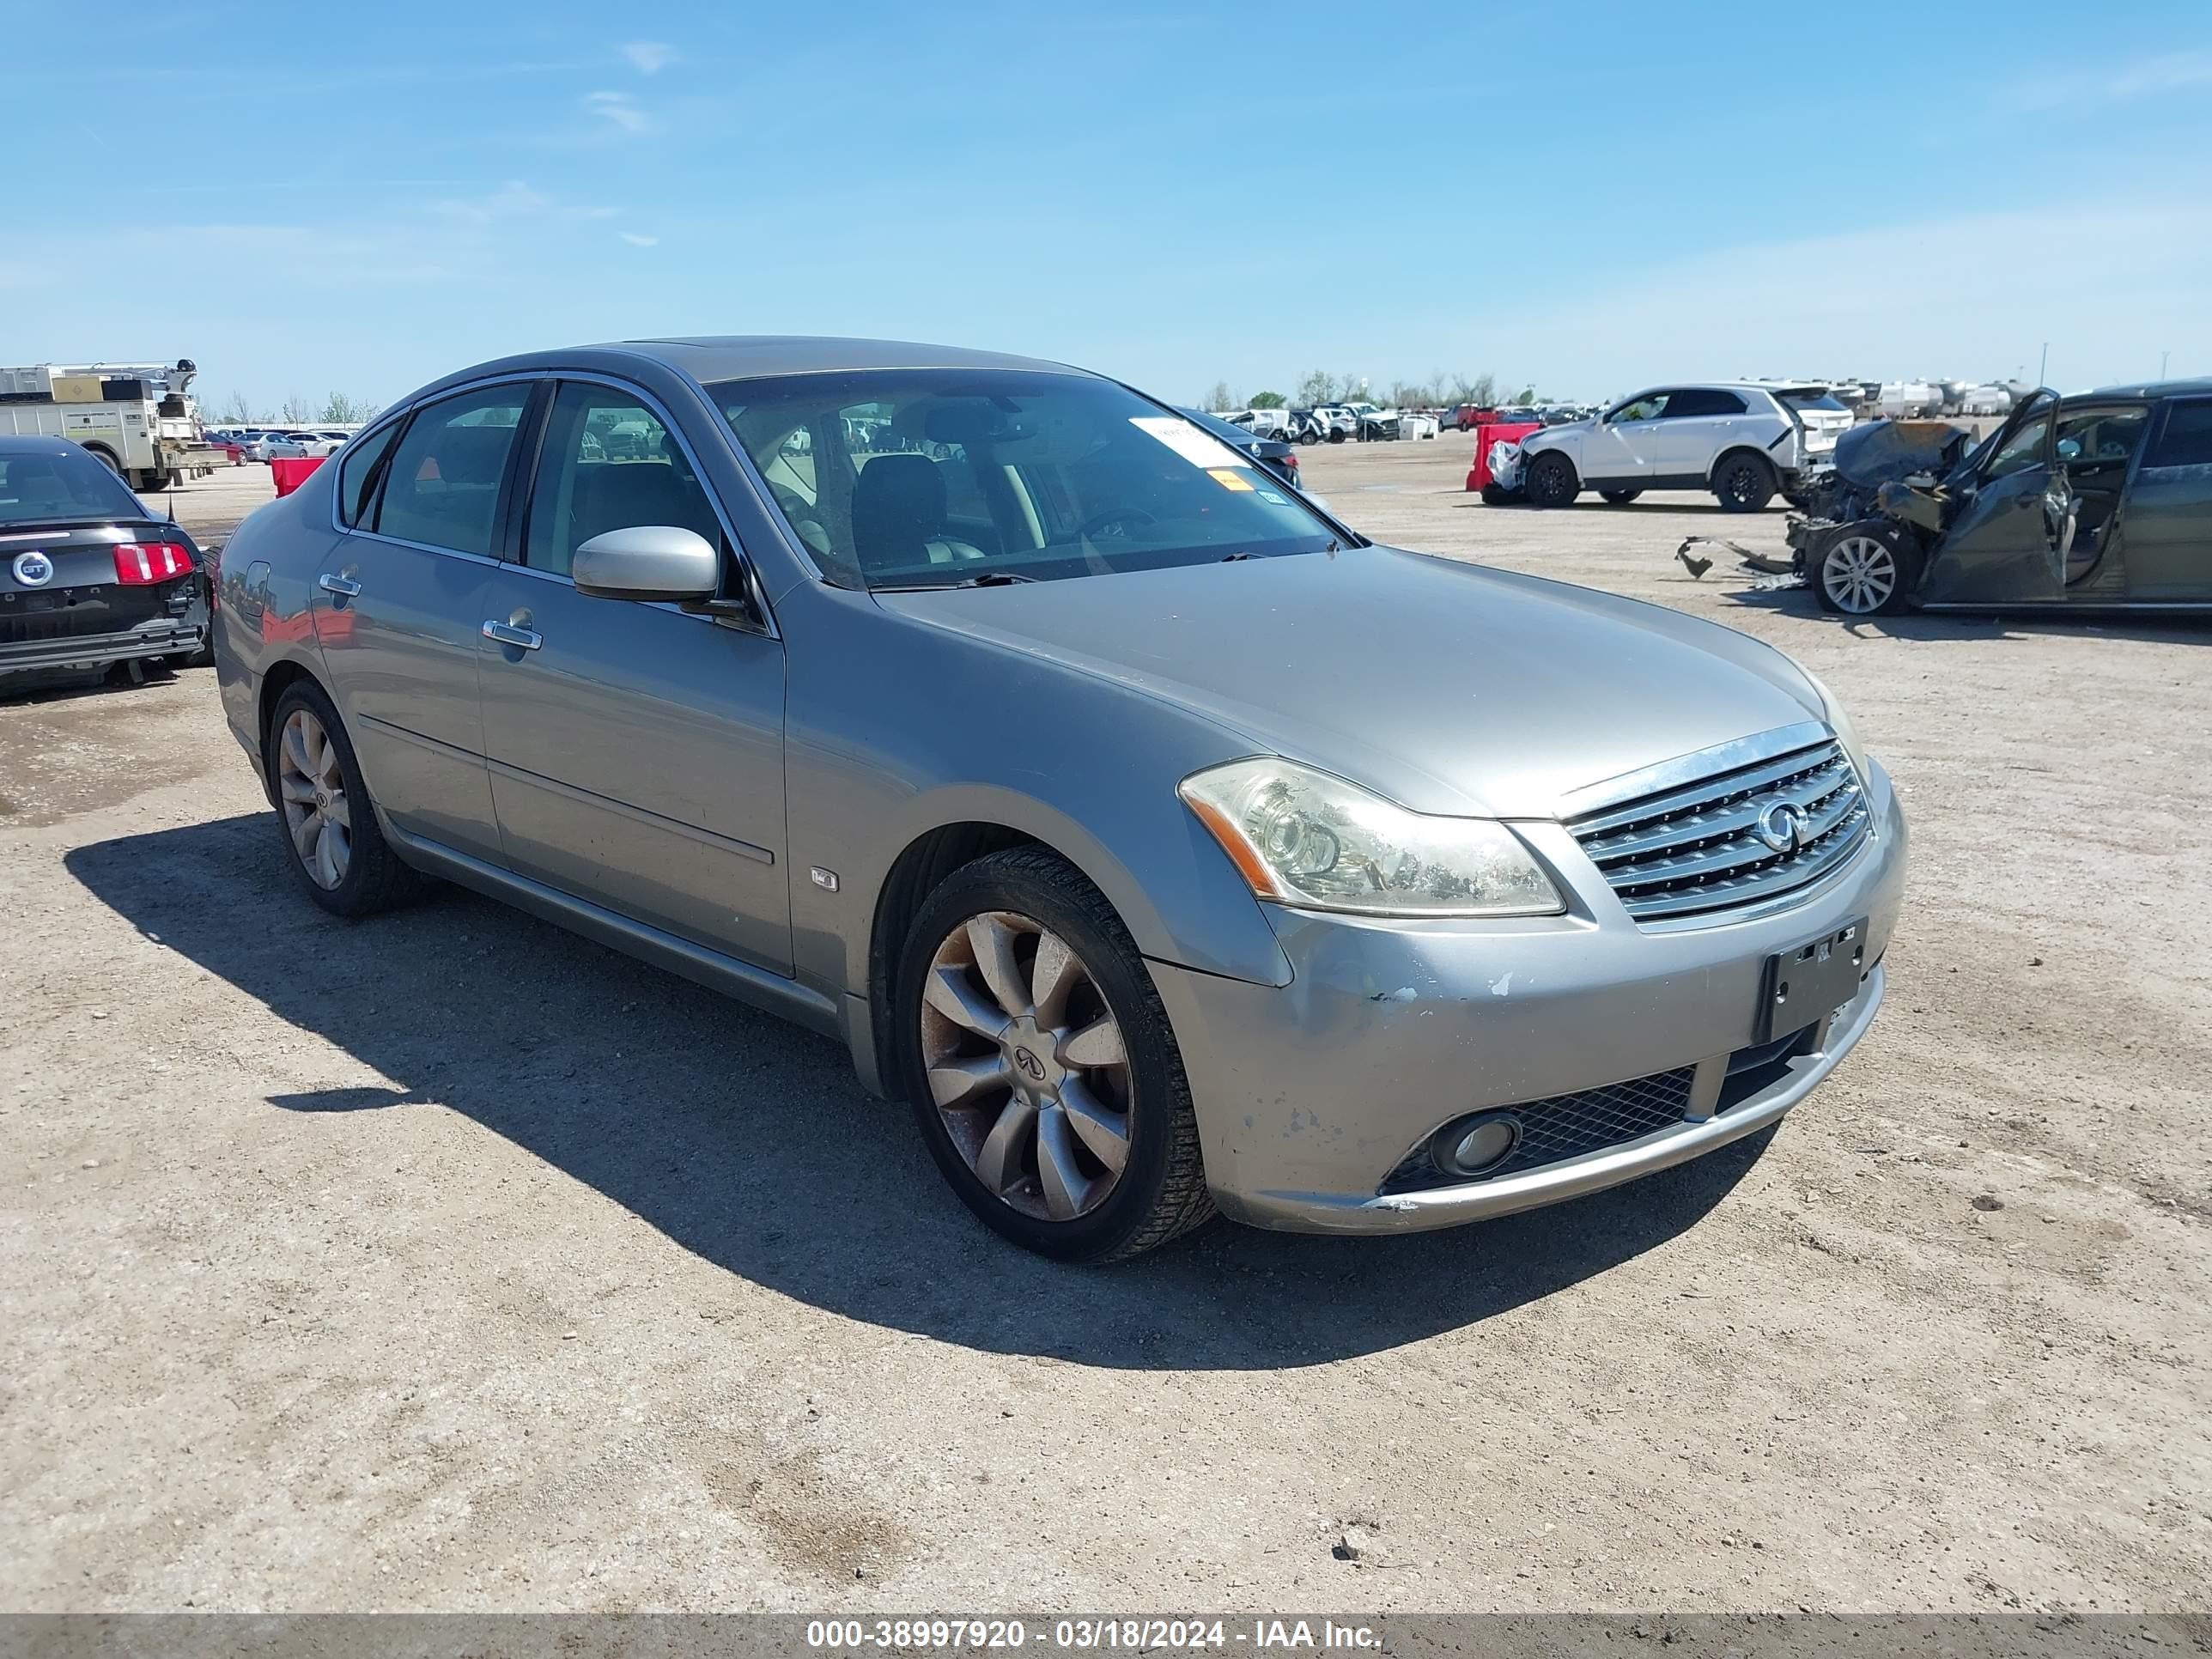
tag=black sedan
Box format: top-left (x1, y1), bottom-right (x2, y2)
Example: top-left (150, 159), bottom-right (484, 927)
top-left (1790, 380), bottom-right (2212, 616)
top-left (1178, 408), bottom-right (1304, 489)
top-left (1, 435), bottom-right (210, 688)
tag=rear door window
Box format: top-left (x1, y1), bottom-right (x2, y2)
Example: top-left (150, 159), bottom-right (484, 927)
top-left (373, 385), bottom-right (528, 556)
top-left (1667, 389), bottom-right (1748, 418)
top-left (2142, 399), bottom-right (2212, 469)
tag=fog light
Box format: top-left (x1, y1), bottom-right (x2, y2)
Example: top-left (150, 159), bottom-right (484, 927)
top-left (1437, 1112), bottom-right (1522, 1176)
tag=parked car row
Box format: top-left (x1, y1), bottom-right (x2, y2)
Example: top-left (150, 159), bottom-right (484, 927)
top-left (205, 428), bottom-right (356, 462)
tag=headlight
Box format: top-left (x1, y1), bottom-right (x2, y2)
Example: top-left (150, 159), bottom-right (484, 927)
top-left (1179, 757), bottom-right (1564, 918)
top-left (1801, 667), bottom-right (1871, 784)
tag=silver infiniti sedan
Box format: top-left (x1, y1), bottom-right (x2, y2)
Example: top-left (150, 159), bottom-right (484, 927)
top-left (212, 337), bottom-right (1907, 1261)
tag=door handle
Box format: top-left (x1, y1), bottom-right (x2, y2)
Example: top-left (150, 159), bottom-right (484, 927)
top-left (319, 574), bottom-right (362, 599)
top-left (482, 619), bottom-right (543, 651)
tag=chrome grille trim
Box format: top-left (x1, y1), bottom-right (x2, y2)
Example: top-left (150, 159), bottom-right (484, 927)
top-left (1566, 734), bottom-right (1872, 922)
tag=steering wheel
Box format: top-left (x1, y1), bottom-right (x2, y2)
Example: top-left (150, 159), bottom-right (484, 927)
top-left (1077, 506), bottom-right (1158, 541)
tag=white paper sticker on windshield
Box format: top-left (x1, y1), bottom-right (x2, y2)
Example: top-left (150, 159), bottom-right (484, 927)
top-left (1129, 416), bottom-right (1254, 475)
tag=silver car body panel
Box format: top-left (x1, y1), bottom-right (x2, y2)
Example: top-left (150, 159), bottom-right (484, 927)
top-left (213, 337), bottom-right (1908, 1237)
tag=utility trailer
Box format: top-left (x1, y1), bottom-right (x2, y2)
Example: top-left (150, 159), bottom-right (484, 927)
top-left (0, 359), bottom-right (227, 490)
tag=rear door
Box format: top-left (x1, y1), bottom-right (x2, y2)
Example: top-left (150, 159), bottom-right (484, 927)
top-left (2121, 398), bottom-right (2212, 602)
top-left (310, 382), bottom-right (530, 862)
top-left (475, 377), bottom-right (793, 974)
top-left (1651, 387), bottom-right (1753, 476)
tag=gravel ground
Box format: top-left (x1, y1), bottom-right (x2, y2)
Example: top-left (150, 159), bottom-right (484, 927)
top-left (2, 450), bottom-right (2206, 1613)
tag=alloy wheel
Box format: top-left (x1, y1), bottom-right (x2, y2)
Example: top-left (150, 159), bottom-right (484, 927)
top-left (277, 708), bottom-right (352, 889)
top-left (920, 910), bottom-right (1133, 1222)
top-left (1822, 534), bottom-right (1898, 614)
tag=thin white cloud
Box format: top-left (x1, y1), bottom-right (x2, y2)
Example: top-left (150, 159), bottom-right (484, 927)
top-left (428, 180), bottom-right (621, 229)
top-left (617, 232), bottom-right (660, 248)
top-left (621, 40), bottom-right (676, 75)
top-left (584, 90), bottom-right (652, 133)
top-left (2014, 48), bottom-right (2212, 108)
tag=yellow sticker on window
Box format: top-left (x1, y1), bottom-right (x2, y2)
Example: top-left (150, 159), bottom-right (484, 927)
top-left (1207, 468), bottom-right (1255, 491)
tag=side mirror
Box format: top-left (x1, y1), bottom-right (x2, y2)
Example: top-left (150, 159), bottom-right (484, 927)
top-left (573, 526), bottom-right (720, 603)
top-left (2056, 437), bottom-right (2081, 462)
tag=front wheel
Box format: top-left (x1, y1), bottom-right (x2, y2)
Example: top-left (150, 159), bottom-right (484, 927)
top-left (265, 682), bottom-right (426, 915)
top-left (1815, 526), bottom-right (1918, 616)
top-left (898, 848), bottom-right (1214, 1262)
top-left (1525, 452), bottom-right (1579, 508)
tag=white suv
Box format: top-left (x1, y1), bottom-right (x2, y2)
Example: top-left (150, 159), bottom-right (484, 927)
top-left (1516, 382), bottom-right (1846, 511)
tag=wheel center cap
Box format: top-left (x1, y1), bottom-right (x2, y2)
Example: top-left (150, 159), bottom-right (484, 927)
top-left (1000, 1015), bottom-right (1063, 1096)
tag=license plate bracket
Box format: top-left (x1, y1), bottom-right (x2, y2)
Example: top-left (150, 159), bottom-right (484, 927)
top-left (1758, 918), bottom-right (1867, 1043)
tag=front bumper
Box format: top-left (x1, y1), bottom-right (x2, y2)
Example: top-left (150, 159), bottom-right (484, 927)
top-left (1149, 762), bottom-right (1908, 1234)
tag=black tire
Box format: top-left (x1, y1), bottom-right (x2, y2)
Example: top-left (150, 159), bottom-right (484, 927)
top-left (1813, 524), bottom-right (1919, 617)
top-left (1713, 453), bottom-right (1777, 513)
top-left (1479, 483), bottom-right (1523, 506)
top-left (264, 680), bottom-right (426, 917)
top-left (1297, 429), bottom-right (1318, 446)
top-left (87, 447), bottom-right (125, 478)
top-left (1525, 451), bottom-right (1579, 508)
top-left (1599, 488), bottom-right (1643, 505)
top-left (896, 847), bottom-right (1214, 1263)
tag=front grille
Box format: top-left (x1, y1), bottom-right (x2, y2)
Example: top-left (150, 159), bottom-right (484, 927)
top-left (1568, 737), bottom-right (1869, 922)
top-left (1380, 1066), bottom-right (1695, 1194)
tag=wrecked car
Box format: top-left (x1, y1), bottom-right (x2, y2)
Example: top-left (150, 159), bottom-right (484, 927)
top-left (1794, 381), bottom-right (2212, 616)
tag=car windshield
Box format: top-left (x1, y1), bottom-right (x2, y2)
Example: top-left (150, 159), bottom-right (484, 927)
top-left (0, 447), bottom-right (145, 526)
top-left (714, 369), bottom-right (1340, 590)
top-left (1779, 389), bottom-right (1850, 413)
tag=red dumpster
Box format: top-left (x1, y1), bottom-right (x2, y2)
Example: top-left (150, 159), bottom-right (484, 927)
top-left (1464, 422), bottom-right (1544, 493)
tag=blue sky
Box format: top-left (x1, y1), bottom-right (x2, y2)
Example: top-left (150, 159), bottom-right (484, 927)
top-left (8, 1), bottom-right (2211, 413)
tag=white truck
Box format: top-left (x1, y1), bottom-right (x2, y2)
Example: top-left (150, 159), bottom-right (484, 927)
top-left (0, 359), bottom-right (226, 489)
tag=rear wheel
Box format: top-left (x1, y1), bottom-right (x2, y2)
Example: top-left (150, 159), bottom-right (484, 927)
top-left (1713, 453), bottom-right (1777, 513)
top-left (1599, 488), bottom-right (1643, 505)
top-left (265, 683), bottom-right (426, 916)
top-left (898, 848), bottom-right (1213, 1262)
top-left (1525, 452), bottom-right (1579, 508)
top-left (87, 447), bottom-right (124, 478)
top-left (1815, 526), bottom-right (1918, 616)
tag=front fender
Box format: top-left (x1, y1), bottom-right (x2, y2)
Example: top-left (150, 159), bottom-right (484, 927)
top-left (778, 584), bottom-right (1296, 1003)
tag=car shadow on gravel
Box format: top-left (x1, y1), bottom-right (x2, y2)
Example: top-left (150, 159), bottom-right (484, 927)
top-left (1722, 583), bottom-right (2212, 643)
top-left (70, 813), bottom-right (1771, 1372)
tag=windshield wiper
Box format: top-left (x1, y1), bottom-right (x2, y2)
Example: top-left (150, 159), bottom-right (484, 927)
top-left (872, 570), bottom-right (1037, 592)
top-left (1218, 551), bottom-right (1256, 562)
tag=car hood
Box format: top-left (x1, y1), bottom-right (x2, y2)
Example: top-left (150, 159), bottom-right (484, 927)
top-left (875, 547), bottom-right (1825, 818)
top-left (1523, 419), bottom-right (1589, 445)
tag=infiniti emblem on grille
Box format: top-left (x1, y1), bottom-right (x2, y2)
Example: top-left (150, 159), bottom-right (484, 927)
top-left (1753, 800), bottom-right (1808, 854)
top-left (11, 550), bottom-right (53, 587)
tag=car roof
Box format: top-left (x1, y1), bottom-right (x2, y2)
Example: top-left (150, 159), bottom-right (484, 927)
top-left (2079, 376), bottom-right (2212, 401)
top-left (604, 335), bottom-right (1080, 383)
top-left (0, 434), bottom-right (93, 459)
top-left (398, 335), bottom-right (1097, 413)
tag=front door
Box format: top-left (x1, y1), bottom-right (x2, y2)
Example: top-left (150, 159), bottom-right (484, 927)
top-left (312, 381), bottom-right (531, 862)
top-left (1583, 390), bottom-right (1674, 486)
top-left (2122, 397), bottom-right (2212, 602)
top-left (475, 379), bottom-right (793, 975)
top-left (1917, 390), bottom-right (2066, 605)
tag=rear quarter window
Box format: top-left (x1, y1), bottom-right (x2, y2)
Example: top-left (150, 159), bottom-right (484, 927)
top-left (337, 421), bottom-right (404, 526)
